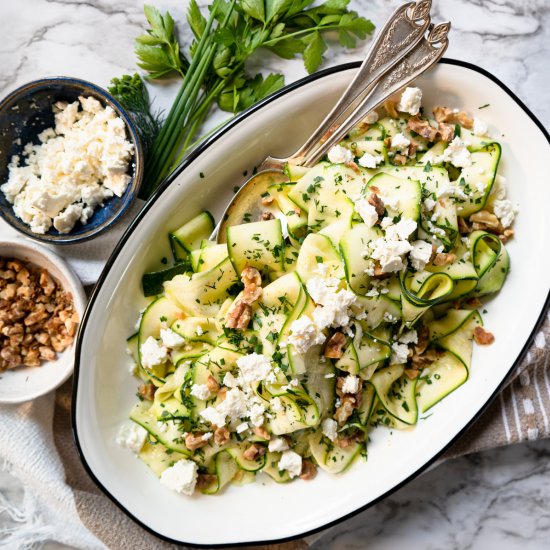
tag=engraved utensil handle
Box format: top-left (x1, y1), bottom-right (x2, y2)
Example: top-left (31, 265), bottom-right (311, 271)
top-left (264, 0), bottom-right (432, 169)
top-left (301, 21), bottom-right (451, 167)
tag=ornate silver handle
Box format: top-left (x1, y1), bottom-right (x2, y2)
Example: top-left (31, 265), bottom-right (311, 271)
top-left (277, 0), bottom-right (432, 167)
top-left (300, 21), bottom-right (451, 167)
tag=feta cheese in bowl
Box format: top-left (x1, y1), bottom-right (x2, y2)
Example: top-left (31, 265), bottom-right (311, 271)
top-left (0, 77), bottom-right (143, 244)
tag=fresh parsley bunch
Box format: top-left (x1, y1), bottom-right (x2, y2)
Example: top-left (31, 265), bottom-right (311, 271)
top-left (112, 0), bottom-right (374, 199)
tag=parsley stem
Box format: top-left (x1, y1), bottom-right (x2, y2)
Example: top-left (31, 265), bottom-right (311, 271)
top-left (262, 24), bottom-right (342, 47)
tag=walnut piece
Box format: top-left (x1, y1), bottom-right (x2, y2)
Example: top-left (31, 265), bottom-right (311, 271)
top-left (433, 252), bottom-right (457, 266)
top-left (433, 106), bottom-right (474, 129)
top-left (407, 116), bottom-right (456, 143)
top-left (225, 266), bottom-right (263, 330)
top-left (261, 195), bottom-right (274, 206)
top-left (224, 300), bottom-right (252, 330)
top-left (407, 117), bottom-right (438, 141)
top-left (243, 443), bottom-right (266, 461)
top-left (470, 210), bottom-right (502, 232)
top-left (253, 426), bottom-right (270, 440)
top-left (367, 189), bottom-right (385, 217)
top-left (0, 257), bottom-right (78, 372)
top-left (300, 460), bottom-right (317, 480)
top-left (334, 395), bottom-right (358, 425)
top-left (138, 383), bottom-right (156, 401)
top-left (185, 432), bottom-right (210, 451)
top-left (323, 332), bottom-right (347, 359)
top-left (457, 217), bottom-right (471, 234)
top-left (214, 426), bottom-right (230, 446)
top-left (474, 326), bottom-right (495, 345)
top-left (196, 473), bottom-right (217, 491)
top-left (206, 374), bottom-right (220, 394)
top-left (499, 228), bottom-right (514, 243)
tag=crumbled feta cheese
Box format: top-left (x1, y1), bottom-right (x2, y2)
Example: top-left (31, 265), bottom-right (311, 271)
top-left (311, 289), bottom-right (357, 330)
top-left (268, 437), bottom-right (289, 452)
top-left (369, 237), bottom-right (413, 273)
top-left (358, 152), bottom-right (384, 169)
top-left (278, 450), bottom-right (302, 479)
top-left (160, 328), bottom-right (185, 349)
top-left (80, 205), bottom-right (94, 224)
top-left (116, 423), bottom-right (147, 453)
top-left (288, 315), bottom-right (326, 354)
top-left (327, 145), bottom-right (353, 164)
top-left (426, 220), bottom-right (447, 238)
top-left (438, 137), bottom-right (472, 168)
top-left (341, 375), bottom-right (360, 394)
top-left (314, 262), bottom-right (329, 277)
top-left (399, 330), bottom-right (418, 345)
top-left (354, 196), bottom-right (379, 228)
top-left (190, 383), bottom-right (211, 401)
top-left (53, 203), bottom-right (83, 234)
top-left (305, 278), bottom-right (358, 331)
top-left (201, 432), bottom-right (213, 441)
top-left (423, 197), bottom-right (436, 212)
top-left (306, 276), bottom-right (340, 305)
top-left (438, 183), bottom-right (470, 201)
top-left (234, 422), bottom-right (248, 434)
top-left (397, 87), bottom-right (422, 116)
top-left (473, 117), bottom-right (488, 136)
top-left (493, 199), bottom-right (518, 228)
top-left (160, 459), bottom-right (198, 496)
top-left (248, 401), bottom-right (266, 427)
top-left (390, 133), bottom-right (411, 154)
top-left (321, 418), bottom-right (338, 442)
top-left (1, 96), bottom-right (134, 235)
top-left (390, 342), bottom-right (409, 364)
top-left (378, 190), bottom-right (399, 211)
top-left (200, 406), bottom-right (227, 427)
top-left (366, 279), bottom-right (389, 298)
top-left (195, 325), bottom-right (204, 336)
top-left (140, 336), bottom-right (168, 369)
top-left (409, 240), bottom-right (433, 271)
top-left (223, 372), bottom-right (239, 388)
top-left (217, 388), bottom-right (249, 422)
top-left (270, 397), bottom-right (284, 413)
top-left (236, 353), bottom-right (273, 384)
top-left (491, 174), bottom-right (507, 200)
top-left (475, 181), bottom-right (486, 194)
top-left (324, 373), bottom-right (335, 378)
top-left (364, 111), bottom-right (379, 124)
top-left (384, 312), bottom-right (398, 324)
top-left (384, 218), bottom-right (417, 241)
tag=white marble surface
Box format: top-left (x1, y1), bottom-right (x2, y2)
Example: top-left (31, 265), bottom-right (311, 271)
top-left (0, 0), bottom-right (549, 549)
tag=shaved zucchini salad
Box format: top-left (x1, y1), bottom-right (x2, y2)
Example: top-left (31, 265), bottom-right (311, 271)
top-left (118, 86), bottom-right (517, 497)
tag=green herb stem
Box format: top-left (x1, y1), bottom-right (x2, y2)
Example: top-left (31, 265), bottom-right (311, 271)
top-left (125, 0), bottom-right (374, 199)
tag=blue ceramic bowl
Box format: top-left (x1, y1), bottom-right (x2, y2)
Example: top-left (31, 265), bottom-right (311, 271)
top-left (0, 77), bottom-right (143, 244)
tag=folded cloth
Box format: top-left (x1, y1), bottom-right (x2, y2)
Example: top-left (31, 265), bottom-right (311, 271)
top-left (0, 210), bottom-right (548, 549)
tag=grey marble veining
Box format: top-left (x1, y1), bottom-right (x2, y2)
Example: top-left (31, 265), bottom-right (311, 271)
top-left (311, 439), bottom-right (550, 550)
top-left (0, 1), bottom-right (549, 549)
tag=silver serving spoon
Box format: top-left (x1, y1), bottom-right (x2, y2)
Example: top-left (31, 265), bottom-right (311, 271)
top-left (213, 1), bottom-right (449, 243)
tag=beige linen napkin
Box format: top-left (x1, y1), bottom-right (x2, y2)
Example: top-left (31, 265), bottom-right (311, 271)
top-left (52, 313), bottom-right (550, 549)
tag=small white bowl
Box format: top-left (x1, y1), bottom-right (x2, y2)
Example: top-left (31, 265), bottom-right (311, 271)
top-left (0, 237), bottom-right (86, 403)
